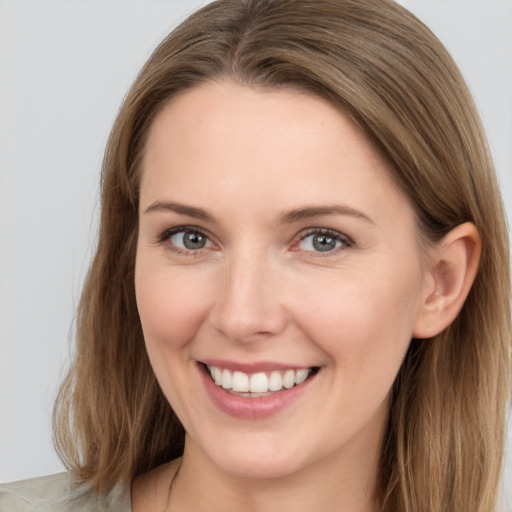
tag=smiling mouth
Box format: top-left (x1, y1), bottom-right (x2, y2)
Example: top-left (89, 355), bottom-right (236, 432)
top-left (204, 364), bottom-right (319, 397)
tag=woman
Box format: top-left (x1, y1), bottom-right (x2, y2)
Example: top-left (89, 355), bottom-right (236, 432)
top-left (1, 0), bottom-right (510, 511)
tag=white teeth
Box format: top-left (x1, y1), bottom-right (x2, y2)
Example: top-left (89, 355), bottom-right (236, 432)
top-left (221, 368), bottom-right (232, 389)
top-left (249, 372), bottom-right (269, 393)
top-left (211, 366), bottom-right (222, 385)
top-left (294, 369), bottom-right (309, 385)
top-left (282, 369), bottom-right (295, 389)
top-left (232, 371), bottom-right (249, 392)
top-left (207, 365), bottom-right (313, 394)
top-left (268, 371), bottom-right (283, 391)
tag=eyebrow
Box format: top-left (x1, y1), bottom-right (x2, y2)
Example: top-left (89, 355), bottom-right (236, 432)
top-left (144, 201), bottom-right (215, 221)
top-left (277, 205), bottom-right (374, 225)
top-left (144, 201), bottom-right (373, 224)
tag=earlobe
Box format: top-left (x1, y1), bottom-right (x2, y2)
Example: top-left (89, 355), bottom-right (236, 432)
top-left (413, 222), bottom-right (481, 339)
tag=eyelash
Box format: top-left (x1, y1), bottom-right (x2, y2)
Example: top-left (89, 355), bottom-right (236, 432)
top-left (295, 228), bottom-right (353, 256)
top-left (156, 226), bottom-right (353, 257)
top-left (156, 226), bottom-right (213, 257)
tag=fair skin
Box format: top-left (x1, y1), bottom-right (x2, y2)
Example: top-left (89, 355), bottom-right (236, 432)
top-left (132, 81), bottom-right (480, 511)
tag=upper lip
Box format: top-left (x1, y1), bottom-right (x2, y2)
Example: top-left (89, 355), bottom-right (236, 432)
top-left (199, 359), bottom-right (316, 373)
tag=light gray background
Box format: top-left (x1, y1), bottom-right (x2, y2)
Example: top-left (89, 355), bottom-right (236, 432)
top-left (1, 0), bottom-right (511, 508)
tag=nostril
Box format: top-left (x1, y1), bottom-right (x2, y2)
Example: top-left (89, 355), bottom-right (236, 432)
top-left (211, 317), bottom-right (286, 344)
top-left (209, 269), bottom-right (288, 342)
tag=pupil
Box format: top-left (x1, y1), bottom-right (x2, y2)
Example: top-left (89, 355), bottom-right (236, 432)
top-left (184, 232), bottom-right (206, 250)
top-left (313, 234), bottom-right (336, 252)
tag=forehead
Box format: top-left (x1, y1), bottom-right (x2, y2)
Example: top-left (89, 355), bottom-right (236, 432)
top-left (139, 80), bottom-right (412, 226)
top-left (143, 81), bottom-right (383, 161)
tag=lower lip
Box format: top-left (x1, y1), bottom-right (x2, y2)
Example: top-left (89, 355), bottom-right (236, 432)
top-left (199, 365), bottom-right (315, 419)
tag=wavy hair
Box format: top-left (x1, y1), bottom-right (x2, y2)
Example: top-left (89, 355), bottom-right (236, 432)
top-left (53, 1), bottom-right (511, 510)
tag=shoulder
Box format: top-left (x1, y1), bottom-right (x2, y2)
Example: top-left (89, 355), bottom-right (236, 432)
top-left (0, 472), bottom-right (131, 512)
top-left (0, 473), bottom-right (71, 511)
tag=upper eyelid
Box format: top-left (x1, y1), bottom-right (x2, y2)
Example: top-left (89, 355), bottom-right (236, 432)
top-left (157, 225), bottom-right (211, 244)
top-left (155, 225), bottom-right (353, 249)
top-left (297, 227), bottom-right (353, 244)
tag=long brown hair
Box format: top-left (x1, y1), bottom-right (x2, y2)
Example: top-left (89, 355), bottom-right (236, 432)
top-left (53, 1), bottom-right (511, 510)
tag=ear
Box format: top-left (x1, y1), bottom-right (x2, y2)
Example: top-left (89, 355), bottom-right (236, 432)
top-left (413, 222), bottom-right (481, 339)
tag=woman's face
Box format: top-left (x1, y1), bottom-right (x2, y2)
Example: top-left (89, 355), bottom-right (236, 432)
top-left (135, 81), bottom-right (432, 480)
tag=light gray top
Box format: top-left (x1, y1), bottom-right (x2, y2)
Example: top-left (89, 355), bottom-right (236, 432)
top-left (0, 472), bottom-right (131, 512)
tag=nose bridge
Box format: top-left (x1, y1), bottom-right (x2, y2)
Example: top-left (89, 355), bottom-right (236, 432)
top-left (212, 246), bottom-right (287, 342)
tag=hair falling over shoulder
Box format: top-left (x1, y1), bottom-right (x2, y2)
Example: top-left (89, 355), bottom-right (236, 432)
top-left (52, 1), bottom-right (511, 510)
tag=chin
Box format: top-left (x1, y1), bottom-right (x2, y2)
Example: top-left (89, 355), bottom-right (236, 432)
top-left (189, 429), bottom-right (319, 481)
top-left (216, 452), bottom-right (308, 481)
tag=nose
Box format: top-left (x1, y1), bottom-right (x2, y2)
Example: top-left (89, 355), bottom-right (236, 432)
top-left (210, 251), bottom-right (288, 344)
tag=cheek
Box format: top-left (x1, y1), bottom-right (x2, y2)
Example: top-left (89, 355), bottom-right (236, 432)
top-left (290, 268), bottom-right (422, 375)
top-left (135, 262), bottom-right (213, 350)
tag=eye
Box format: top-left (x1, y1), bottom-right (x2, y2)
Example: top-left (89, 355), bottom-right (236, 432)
top-left (297, 230), bottom-right (349, 253)
top-left (162, 227), bottom-right (213, 252)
